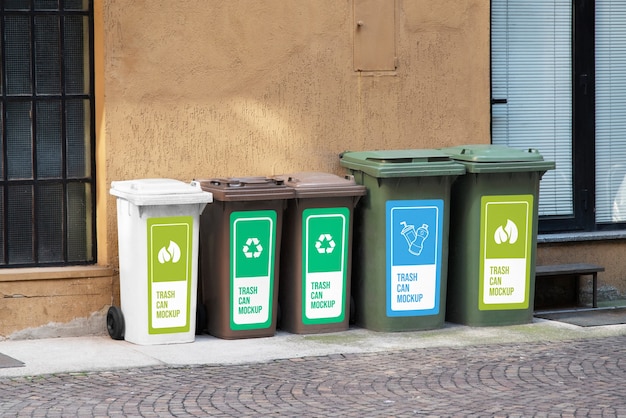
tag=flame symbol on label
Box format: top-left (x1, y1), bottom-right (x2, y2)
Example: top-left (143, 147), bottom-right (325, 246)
top-left (494, 219), bottom-right (518, 245)
top-left (158, 240), bottom-right (181, 264)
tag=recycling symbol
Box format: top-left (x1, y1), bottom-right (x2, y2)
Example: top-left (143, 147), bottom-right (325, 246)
top-left (243, 237), bottom-right (263, 258)
top-left (315, 234), bottom-right (336, 254)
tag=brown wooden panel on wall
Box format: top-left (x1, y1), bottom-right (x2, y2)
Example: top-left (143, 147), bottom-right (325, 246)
top-left (353, 0), bottom-right (396, 71)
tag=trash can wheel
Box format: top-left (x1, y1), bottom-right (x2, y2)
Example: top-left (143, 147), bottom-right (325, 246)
top-left (349, 294), bottom-right (356, 325)
top-left (107, 306), bottom-right (125, 340)
top-left (196, 303), bottom-right (207, 335)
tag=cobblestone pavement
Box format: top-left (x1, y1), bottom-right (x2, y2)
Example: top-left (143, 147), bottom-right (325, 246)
top-left (1, 335), bottom-right (626, 417)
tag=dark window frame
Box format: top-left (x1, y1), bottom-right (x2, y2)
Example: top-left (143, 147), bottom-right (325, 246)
top-left (0, 0), bottom-right (95, 267)
top-left (490, 0), bottom-right (626, 234)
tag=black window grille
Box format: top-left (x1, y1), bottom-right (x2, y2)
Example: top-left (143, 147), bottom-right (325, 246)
top-left (0, 0), bottom-right (95, 267)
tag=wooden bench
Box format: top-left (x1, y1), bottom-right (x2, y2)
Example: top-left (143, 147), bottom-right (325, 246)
top-left (535, 263), bottom-right (604, 308)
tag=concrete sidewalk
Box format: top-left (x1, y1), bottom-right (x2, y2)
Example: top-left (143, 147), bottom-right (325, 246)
top-left (2, 318), bottom-right (626, 378)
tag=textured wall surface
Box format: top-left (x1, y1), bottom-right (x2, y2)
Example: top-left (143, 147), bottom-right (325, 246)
top-left (4, 1), bottom-right (625, 338)
top-left (537, 241), bottom-right (626, 304)
top-left (98, 1), bottom-right (625, 305)
top-left (98, 0), bottom-right (491, 265)
top-left (0, 268), bottom-right (116, 338)
top-left (1, 0), bottom-right (491, 339)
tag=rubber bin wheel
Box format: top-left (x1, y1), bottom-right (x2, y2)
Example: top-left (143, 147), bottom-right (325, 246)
top-left (107, 306), bottom-right (125, 340)
top-left (349, 294), bottom-right (356, 325)
top-left (196, 303), bottom-right (207, 335)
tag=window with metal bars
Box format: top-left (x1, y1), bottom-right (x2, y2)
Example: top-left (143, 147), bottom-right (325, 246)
top-left (0, 0), bottom-right (95, 267)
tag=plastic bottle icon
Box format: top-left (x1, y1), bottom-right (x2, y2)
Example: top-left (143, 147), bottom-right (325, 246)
top-left (400, 221), bottom-right (429, 256)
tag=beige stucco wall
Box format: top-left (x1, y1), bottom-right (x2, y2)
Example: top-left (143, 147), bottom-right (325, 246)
top-left (537, 240), bottom-right (626, 304)
top-left (5, 0), bottom-right (492, 339)
top-left (97, 0), bottom-right (491, 267)
top-left (95, 0), bottom-right (626, 310)
top-left (11, 0), bottom-right (624, 338)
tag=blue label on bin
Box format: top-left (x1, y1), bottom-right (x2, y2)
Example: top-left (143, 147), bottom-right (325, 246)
top-left (386, 200), bottom-right (443, 317)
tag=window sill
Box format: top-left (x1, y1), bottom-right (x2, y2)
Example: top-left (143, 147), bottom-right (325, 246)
top-left (538, 230), bottom-right (626, 244)
top-left (0, 266), bottom-right (116, 282)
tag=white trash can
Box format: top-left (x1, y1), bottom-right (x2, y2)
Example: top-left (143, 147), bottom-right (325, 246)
top-left (109, 179), bottom-right (212, 345)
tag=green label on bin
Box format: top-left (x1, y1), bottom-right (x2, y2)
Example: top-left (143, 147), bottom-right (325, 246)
top-left (147, 216), bottom-right (193, 334)
top-left (230, 210), bottom-right (276, 330)
top-left (302, 207), bottom-right (349, 325)
top-left (479, 195), bottom-right (533, 310)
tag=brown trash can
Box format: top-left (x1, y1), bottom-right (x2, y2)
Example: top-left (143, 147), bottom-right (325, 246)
top-left (193, 177), bottom-right (294, 339)
top-left (276, 172), bottom-right (366, 334)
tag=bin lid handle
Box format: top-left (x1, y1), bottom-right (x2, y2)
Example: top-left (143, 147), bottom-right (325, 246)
top-left (364, 156), bottom-right (450, 163)
top-left (207, 177), bottom-right (284, 187)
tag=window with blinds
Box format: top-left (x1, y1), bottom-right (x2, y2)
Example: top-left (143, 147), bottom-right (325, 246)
top-left (491, 0), bottom-right (573, 218)
top-left (595, 1), bottom-right (626, 223)
top-left (492, 0), bottom-right (626, 232)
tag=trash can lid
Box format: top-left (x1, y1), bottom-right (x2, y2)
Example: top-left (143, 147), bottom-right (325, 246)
top-left (110, 178), bottom-right (213, 206)
top-left (339, 149), bottom-right (466, 178)
top-left (274, 172), bottom-right (367, 198)
top-left (192, 177), bottom-right (295, 202)
top-left (439, 145), bottom-right (556, 173)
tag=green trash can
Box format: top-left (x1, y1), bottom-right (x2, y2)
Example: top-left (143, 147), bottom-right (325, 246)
top-left (440, 144), bottom-right (555, 326)
top-left (275, 172), bottom-right (366, 334)
top-left (193, 177), bottom-right (294, 339)
top-left (340, 150), bottom-right (465, 331)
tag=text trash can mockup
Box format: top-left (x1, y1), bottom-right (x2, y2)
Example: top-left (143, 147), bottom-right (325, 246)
top-left (108, 179), bottom-right (213, 345)
top-left (441, 145), bottom-right (555, 326)
top-left (276, 172), bottom-right (366, 334)
top-left (194, 177), bottom-right (294, 339)
top-left (339, 150), bottom-right (465, 332)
